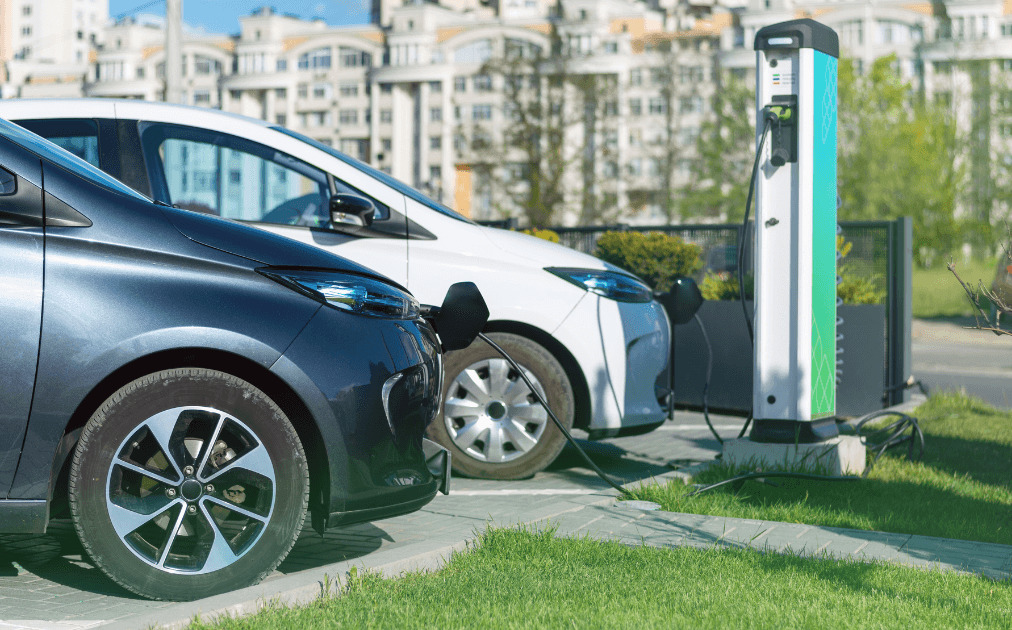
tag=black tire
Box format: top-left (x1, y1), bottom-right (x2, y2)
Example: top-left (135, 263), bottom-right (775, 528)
top-left (68, 368), bottom-right (309, 601)
top-left (428, 333), bottom-right (574, 479)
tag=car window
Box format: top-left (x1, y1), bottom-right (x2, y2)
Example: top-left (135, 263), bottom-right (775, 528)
top-left (140, 123), bottom-right (389, 227)
top-left (271, 125), bottom-right (474, 225)
top-left (15, 119), bottom-right (101, 168)
top-left (0, 118), bottom-right (149, 202)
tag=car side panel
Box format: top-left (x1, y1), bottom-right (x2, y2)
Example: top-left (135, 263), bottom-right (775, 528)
top-left (0, 137), bottom-right (45, 497)
top-left (8, 164), bottom-right (321, 499)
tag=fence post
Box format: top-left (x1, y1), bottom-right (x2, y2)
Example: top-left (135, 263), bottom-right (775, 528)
top-left (887, 217), bottom-right (913, 405)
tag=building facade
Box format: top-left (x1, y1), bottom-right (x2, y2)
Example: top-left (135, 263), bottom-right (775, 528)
top-left (0, 0), bottom-right (108, 98)
top-left (4, 0), bottom-right (1012, 224)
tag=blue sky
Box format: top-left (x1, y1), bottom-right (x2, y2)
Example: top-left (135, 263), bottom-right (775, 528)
top-left (109, 1), bottom-right (370, 34)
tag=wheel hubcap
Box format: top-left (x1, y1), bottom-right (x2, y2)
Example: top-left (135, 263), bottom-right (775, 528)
top-left (105, 406), bottom-right (276, 575)
top-left (444, 358), bottom-right (549, 463)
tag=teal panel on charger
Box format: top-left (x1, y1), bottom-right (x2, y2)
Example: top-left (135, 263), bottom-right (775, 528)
top-left (810, 50), bottom-right (837, 418)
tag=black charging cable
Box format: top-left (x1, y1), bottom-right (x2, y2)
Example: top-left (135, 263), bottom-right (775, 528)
top-left (478, 332), bottom-right (633, 497)
top-left (693, 313), bottom-right (722, 445)
top-left (735, 113), bottom-right (778, 439)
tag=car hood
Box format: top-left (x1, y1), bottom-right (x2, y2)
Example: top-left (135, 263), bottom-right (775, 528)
top-left (162, 206), bottom-right (388, 279)
top-left (480, 227), bottom-right (620, 272)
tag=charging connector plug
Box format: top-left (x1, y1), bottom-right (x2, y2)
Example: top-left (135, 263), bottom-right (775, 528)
top-left (762, 97), bottom-right (798, 167)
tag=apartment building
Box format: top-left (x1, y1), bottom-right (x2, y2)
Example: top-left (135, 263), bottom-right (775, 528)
top-left (7, 0), bottom-right (1012, 223)
top-left (0, 0), bottom-right (107, 98)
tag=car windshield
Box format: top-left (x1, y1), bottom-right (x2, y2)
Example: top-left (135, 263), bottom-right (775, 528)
top-left (270, 126), bottom-right (475, 225)
top-left (0, 118), bottom-right (150, 203)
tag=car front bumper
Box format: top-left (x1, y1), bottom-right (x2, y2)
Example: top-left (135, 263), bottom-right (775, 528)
top-left (270, 308), bottom-right (448, 529)
top-left (552, 294), bottom-right (671, 436)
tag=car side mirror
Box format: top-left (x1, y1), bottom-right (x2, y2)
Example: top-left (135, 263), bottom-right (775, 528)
top-left (330, 194), bottom-right (375, 228)
top-left (656, 276), bottom-right (704, 325)
top-left (423, 282), bottom-right (490, 352)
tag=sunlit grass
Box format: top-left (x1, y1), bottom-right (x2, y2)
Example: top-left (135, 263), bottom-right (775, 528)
top-left (913, 257), bottom-right (997, 318)
top-left (630, 393), bottom-right (1012, 544)
top-left (189, 526), bottom-right (1012, 630)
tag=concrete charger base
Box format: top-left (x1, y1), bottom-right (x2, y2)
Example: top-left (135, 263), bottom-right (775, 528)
top-left (721, 435), bottom-right (866, 476)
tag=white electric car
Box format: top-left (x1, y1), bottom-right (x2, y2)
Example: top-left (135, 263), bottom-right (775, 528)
top-left (0, 99), bottom-right (671, 479)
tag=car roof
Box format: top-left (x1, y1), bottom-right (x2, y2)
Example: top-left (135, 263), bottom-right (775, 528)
top-left (0, 98), bottom-right (272, 133)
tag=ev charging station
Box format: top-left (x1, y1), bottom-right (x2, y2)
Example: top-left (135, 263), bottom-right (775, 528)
top-left (723, 19), bottom-right (865, 474)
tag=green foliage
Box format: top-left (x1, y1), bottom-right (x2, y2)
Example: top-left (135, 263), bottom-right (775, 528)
top-left (837, 271), bottom-right (885, 304)
top-left (593, 231), bottom-right (702, 292)
top-left (837, 56), bottom-right (963, 266)
top-left (700, 271), bottom-right (752, 301)
top-left (520, 227), bottom-right (560, 243)
top-left (837, 234), bottom-right (886, 304)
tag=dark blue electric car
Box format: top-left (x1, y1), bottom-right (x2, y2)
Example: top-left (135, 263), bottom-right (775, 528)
top-left (0, 118), bottom-right (454, 600)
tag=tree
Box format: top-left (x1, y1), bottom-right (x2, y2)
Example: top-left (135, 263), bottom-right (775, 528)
top-left (677, 72), bottom-right (754, 222)
top-left (836, 55), bottom-right (963, 266)
top-left (466, 26), bottom-right (621, 226)
top-left (948, 222), bottom-right (1011, 336)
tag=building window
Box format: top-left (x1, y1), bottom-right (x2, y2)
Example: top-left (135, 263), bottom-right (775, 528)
top-left (678, 96), bottom-right (702, 113)
top-left (454, 39), bottom-right (492, 64)
top-left (21, 26), bottom-right (31, 36)
top-left (22, 5), bottom-right (30, 15)
top-left (604, 41), bottom-right (618, 54)
top-left (430, 107), bottom-right (443, 122)
top-left (473, 74), bottom-right (493, 92)
top-left (297, 84), bottom-right (308, 99)
top-left (275, 88), bottom-right (287, 99)
top-left (276, 114), bottom-right (287, 126)
top-left (629, 98), bottom-right (642, 116)
top-left (340, 83), bottom-right (359, 97)
top-left (630, 69), bottom-right (642, 86)
top-left (276, 59), bottom-right (288, 71)
top-left (649, 97), bottom-right (666, 115)
top-left (430, 136), bottom-right (442, 150)
top-left (340, 47), bottom-right (370, 68)
top-left (380, 83), bottom-right (393, 94)
top-left (298, 47), bottom-right (332, 70)
top-left (312, 83), bottom-right (331, 99)
top-left (193, 90), bottom-right (211, 105)
top-left (472, 104), bottom-right (492, 121)
top-left (381, 138), bottom-right (392, 152)
top-left (428, 80), bottom-right (442, 93)
top-left (195, 56), bottom-right (221, 75)
top-left (380, 109), bottom-right (393, 123)
top-left (339, 109), bottom-right (358, 125)
top-left (604, 100), bottom-right (618, 116)
top-left (429, 165), bottom-right (442, 181)
top-left (454, 76), bottom-right (467, 92)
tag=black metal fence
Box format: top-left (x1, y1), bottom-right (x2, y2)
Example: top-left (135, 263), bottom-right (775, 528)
top-left (480, 218), bottom-right (914, 411)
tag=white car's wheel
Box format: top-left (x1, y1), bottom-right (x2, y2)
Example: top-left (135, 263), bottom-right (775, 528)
top-left (428, 333), bottom-right (574, 479)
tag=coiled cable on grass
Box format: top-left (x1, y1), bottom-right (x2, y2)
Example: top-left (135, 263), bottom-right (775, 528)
top-left (852, 410), bottom-right (925, 472)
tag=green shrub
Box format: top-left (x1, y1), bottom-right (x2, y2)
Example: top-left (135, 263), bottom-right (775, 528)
top-left (700, 236), bottom-right (885, 304)
top-left (521, 228), bottom-right (560, 243)
top-left (594, 231), bottom-right (702, 292)
top-left (700, 272), bottom-right (752, 300)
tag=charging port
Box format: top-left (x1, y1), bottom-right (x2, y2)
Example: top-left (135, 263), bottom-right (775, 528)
top-left (763, 95), bottom-right (797, 167)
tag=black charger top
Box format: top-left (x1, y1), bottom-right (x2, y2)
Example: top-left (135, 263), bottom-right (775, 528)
top-left (754, 18), bottom-right (839, 58)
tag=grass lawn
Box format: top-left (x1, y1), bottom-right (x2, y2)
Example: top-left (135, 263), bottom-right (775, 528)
top-left (630, 393), bottom-right (1012, 545)
top-left (190, 527), bottom-right (1012, 630)
top-left (913, 257), bottom-right (996, 319)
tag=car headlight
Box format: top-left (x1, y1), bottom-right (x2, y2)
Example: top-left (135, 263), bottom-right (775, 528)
top-left (546, 267), bottom-right (653, 303)
top-left (260, 268), bottom-right (420, 319)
